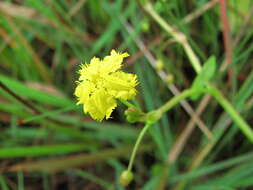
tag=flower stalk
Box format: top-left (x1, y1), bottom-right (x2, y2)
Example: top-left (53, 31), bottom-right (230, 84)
top-left (127, 122), bottom-right (152, 172)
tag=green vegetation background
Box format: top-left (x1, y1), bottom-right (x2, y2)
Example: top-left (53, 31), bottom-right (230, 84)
top-left (0, 0), bottom-right (252, 189)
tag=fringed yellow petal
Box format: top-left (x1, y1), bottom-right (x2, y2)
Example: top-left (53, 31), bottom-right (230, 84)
top-left (79, 58), bottom-right (101, 81)
top-left (74, 82), bottom-right (89, 105)
top-left (84, 90), bottom-right (117, 121)
top-left (105, 72), bottom-right (138, 100)
top-left (104, 49), bottom-right (129, 64)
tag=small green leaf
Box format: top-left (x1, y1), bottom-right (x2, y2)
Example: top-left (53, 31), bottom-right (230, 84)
top-left (191, 56), bottom-right (216, 99)
top-left (201, 56), bottom-right (216, 80)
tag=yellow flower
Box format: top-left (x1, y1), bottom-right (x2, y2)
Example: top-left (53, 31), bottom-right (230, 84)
top-left (74, 50), bottom-right (138, 121)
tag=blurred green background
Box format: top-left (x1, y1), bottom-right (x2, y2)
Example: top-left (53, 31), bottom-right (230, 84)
top-left (0, 0), bottom-right (253, 189)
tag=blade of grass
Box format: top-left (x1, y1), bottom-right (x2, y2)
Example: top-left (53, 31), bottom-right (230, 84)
top-left (9, 144), bottom-right (152, 173)
top-left (0, 175), bottom-right (9, 190)
top-left (0, 144), bottom-right (94, 158)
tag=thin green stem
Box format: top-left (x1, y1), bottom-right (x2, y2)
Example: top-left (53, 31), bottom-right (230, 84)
top-left (155, 88), bottom-right (201, 115)
top-left (144, 2), bottom-right (202, 74)
top-left (144, 1), bottom-right (253, 143)
top-left (209, 85), bottom-right (253, 142)
top-left (127, 122), bottom-right (152, 171)
top-left (120, 99), bottom-right (136, 108)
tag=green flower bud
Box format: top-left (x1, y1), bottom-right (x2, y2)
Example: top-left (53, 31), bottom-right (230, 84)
top-left (166, 74), bottom-right (174, 85)
top-left (141, 18), bottom-right (150, 32)
top-left (155, 60), bottom-right (164, 71)
top-left (119, 170), bottom-right (134, 186)
top-left (125, 107), bottom-right (145, 123)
